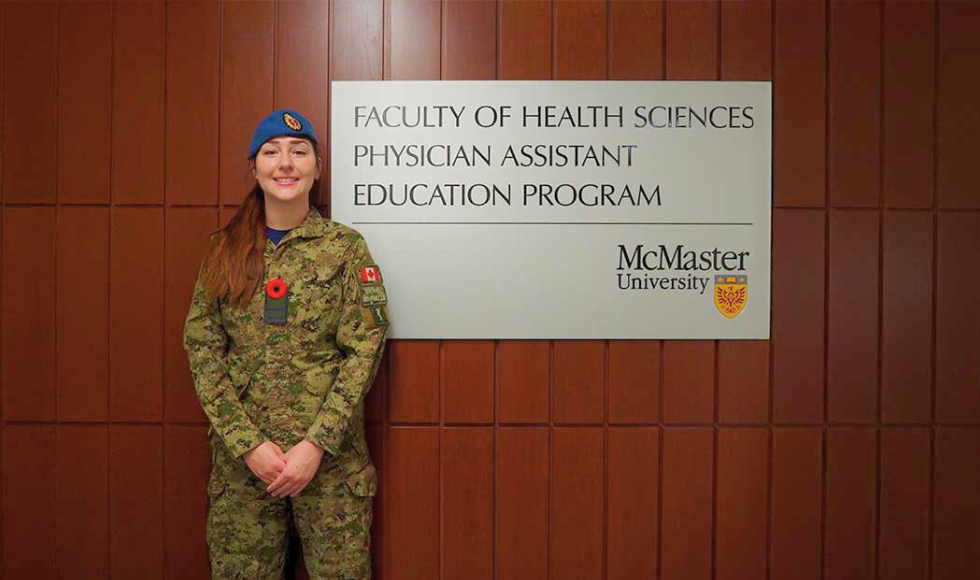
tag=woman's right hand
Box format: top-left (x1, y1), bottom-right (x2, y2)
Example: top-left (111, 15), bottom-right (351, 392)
top-left (242, 441), bottom-right (287, 485)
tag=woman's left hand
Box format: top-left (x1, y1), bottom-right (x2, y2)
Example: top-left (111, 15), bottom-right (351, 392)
top-left (265, 440), bottom-right (325, 498)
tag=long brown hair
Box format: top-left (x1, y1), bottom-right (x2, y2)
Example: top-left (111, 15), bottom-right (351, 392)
top-left (201, 141), bottom-right (321, 309)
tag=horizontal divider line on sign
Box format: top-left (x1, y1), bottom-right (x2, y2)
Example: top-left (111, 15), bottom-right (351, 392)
top-left (352, 221), bottom-right (754, 226)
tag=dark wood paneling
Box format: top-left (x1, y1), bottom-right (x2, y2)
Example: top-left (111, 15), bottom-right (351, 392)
top-left (828, 0), bottom-right (881, 207)
top-left (164, 207), bottom-right (217, 423)
top-left (936, 0), bottom-right (980, 209)
top-left (663, 340), bottom-right (713, 424)
top-left (166, 0), bottom-right (220, 206)
top-left (497, 428), bottom-right (549, 580)
top-left (552, 428), bottom-right (604, 580)
top-left (882, 211), bottom-right (932, 423)
top-left (388, 0), bottom-right (440, 80)
top-left (275, 0), bottom-right (329, 206)
top-left (385, 427), bottom-right (439, 580)
top-left (2, 426), bottom-right (56, 579)
top-left (109, 426), bottom-right (164, 578)
top-left (2, 2), bottom-right (56, 204)
top-left (718, 340), bottom-right (769, 424)
top-left (57, 207), bottom-right (109, 422)
top-left (2, 207), bottom-right (56, 421)
top-left (56, 426), bottom-right (108, 579)
top-left (936, 212), bottom-right (980, 424)
top-left (773, 0), bottom-right (826, 207)
top-left (883, 0), bottom-right (935, 209)
top-left (610, 0), bottom-right (664, 80)
top-left (553, 341), bottom-right (604, 424)
top-left (608, 340), bottom-right (660, 424)
top-left (716, 428), bottom-right (768, 580)
top-left (58, 1), bottom-right (111, 204)
top-left (500, 0), bottom-right (551, 79)
top-left (827, 210), bottom-right (879, 424)
top-left (772, 209), bottom-right (825, 424)
top-left (665, 0), bottom-right (717, 80)
top-left (498, 340), bottom-right (550, 424)
top-left (387, 340), bottom-right (439, 423)
top-left (443, 341), bottom-right (494, 423)
top-left (662, 428), bottom-right (713, 580)
top-left (824, 428), bottom-right (876, 580)
top-left (443, 0), bottom-right (495, 80)
top-left (163, 425), bottom-right (211, 580)
top-left (112, 0), bottom-right (165, 205)
top-left (331, 0), bottom-right (383, 81)
top-left (442, 428), bottom-right (493, 580)
top-left (607, 427), bottom-right (658, 580)
top-left (771, 428), bottom-right (822, 580)
top-left (555, 0), bottom-right (606, 80)
top-left (110, 207), bottom-right (164, 422)
top-left (879, 428), bottom-right (930, 580)
top-left (219, 0), bottom-right (273, 205)
top-left (721, 0), bottom-right (772, 81)
top-left (932, 428), bottom-right (980, 579)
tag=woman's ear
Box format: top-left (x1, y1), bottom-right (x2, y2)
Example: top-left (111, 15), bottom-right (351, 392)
top-left (316, 157), bottom-right (323, 180)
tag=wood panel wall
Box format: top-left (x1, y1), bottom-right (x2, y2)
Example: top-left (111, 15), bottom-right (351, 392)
top-left (1, 0), bottom-right (978, 579)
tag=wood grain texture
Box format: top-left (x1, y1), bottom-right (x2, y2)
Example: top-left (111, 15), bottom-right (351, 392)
top-left (717, 340), bottom-right (769, 424)
top-left (824, 428), bottom-right (876, 580)
top-left (771, 428), bottom-right (822, 580)
top-left (881, 211), bottom-right (932, 423)
top-left (112, 0), bottom-right (166, 204)
top-left (771, 209), bottom-right (825, 424)
top-left (553, 340), bottom-right (604, 424)
top-left (498, 340), bottom-right (550, 424)
top-left (385, 427), bottom-right (439, 580)
top-left (57, 207), bottom-right (110, 422)
top-left (932, 428), bottom-right (980, 579)
top-left (442, 428), bottom-right (494, 580)
top-left (879, 428), bottom-right (930, 580)
top-left (443, 0), bottom-right (495, 80)
top-left (552, 428), bottom-right (604, 580)
top-left (662, 340), bottom-right (713, 424)
top-left (56, 426), bottom-right (109, 579)
top-left (500, 0), bottom-right (551, 79)
top-left (883, 0), bottom-right (935, 208)
top-left (608, 340), bottom-right (660, 424)
top-left (167, 0), bottom-right (220, 206)
top-left (610, 0), bottom-right (664, 80)
top-left (2, 426), bottom-right (56, 579)
top-left (721, 0), bottom-right (772, 81)
top-left (442, 340), bottom-right (494, 423)
top-left (555, 0), bottom-right (606, 80)
top-left (110, 426), bottom-right (164, 579)
top-left (497, 428), bottom-right (549, 580)
top-left (827, 210), bottom-right (879, 424)
top-left (662, 428), bottom-right (713, 580)
top-left (607, 427), bottom-right (658, 580)
top-left (665, 0), bottom-right (717, 80)
top-left (773, 0), bottom-right (826, 207)
top-left (387, 340), bottom-right (440, 423)
top-left (716, 428), bottom-right (768, 580)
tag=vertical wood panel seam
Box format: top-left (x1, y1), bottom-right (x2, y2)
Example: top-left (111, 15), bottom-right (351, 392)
top-left (439, 340), bottom-right (445, 580)
top-left (160, 0), bottom-right (170, 571)
top-left (821, 2), bottom-right (830, 577)
top-left (53, 0), bottom-right (62, 574)
top-left (767, 4), bottom-right (776, 577)
top-left (875, 3), bottom-right (885, 578)
top-left (106, 1), bottom-right (115, 573)
top-left (548, 339), bottom-right (554, 580)
top-left (927, 2), bottom-right (939, 578)
top-left (657, 340), bottom-right (664, 580)
top-left (0, 3), bottom-right (5, 572)
top-left (217, 0), bottom-right (224, 206)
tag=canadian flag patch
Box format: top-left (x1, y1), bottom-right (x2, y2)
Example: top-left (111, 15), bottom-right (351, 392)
top-left (359, 265), bottom-right (382, 284)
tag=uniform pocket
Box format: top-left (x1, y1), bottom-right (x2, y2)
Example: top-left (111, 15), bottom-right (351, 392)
top-left (344, 461), bottom-right (378, 498)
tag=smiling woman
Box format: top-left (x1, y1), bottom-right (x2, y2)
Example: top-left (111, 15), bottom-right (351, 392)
top-left (183, 109), bottom-right (388, 579)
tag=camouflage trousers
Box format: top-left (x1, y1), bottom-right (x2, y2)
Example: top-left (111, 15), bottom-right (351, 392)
top-left (206, 439), bottom-right (374, 580)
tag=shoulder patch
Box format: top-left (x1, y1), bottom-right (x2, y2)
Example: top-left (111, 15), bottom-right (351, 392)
top-left (359, 265), bottom-right (382, 285)
top-left (360, 285), bottom-right (387, 306)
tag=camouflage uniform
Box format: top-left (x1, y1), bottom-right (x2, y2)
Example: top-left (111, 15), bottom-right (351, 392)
top-left (183, 208), bottom-right (388, 579)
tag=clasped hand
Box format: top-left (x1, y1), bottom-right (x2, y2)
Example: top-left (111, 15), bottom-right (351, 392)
top-left (242, 440), bottom-right (325, 498)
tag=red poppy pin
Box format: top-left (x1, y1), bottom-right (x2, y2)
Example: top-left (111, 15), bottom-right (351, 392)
top-left (266, 278), bottom-right (288, 299)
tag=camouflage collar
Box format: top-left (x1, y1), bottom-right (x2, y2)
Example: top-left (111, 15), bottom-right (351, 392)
top-left (280, 207), bottom-right (330, 242)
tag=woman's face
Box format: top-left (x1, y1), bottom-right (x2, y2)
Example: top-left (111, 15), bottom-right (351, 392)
top-left (252, 137), bottom-right (321, 203)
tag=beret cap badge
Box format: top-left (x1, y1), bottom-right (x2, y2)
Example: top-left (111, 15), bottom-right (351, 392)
top-left (283, 113), bottom-right (303, 131)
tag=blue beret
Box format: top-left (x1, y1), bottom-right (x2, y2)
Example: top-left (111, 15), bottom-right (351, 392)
top-left (248, 109), bottom-right (318, 159)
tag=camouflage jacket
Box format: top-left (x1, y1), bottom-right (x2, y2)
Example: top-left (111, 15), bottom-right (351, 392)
top-left (183, 208), bottom-right (388, 469)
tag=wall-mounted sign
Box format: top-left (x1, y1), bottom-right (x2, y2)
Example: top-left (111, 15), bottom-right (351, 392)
top-left (331, 81), bottom-right (771, 339)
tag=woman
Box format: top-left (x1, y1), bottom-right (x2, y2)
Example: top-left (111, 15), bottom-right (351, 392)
top-left (183, 109), bottom-right (388, 579)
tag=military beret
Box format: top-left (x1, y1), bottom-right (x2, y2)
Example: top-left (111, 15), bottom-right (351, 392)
top-left (248, 109), bottom-right (318, 159)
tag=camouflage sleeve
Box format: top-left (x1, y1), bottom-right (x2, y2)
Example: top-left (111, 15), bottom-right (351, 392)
top-left (305, 236), bottom-right (389, 455)
top-left (182, 267), bottom-right (264, 458)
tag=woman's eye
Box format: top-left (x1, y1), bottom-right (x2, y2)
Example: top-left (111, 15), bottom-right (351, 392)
top-left (294, 150), bottom-right (307, 156)
top-left (263, 150), bottom-right (278, 156)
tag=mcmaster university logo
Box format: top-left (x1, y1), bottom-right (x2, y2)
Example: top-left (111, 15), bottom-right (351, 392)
top-left (714, 274), bottom-right (748, 318)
